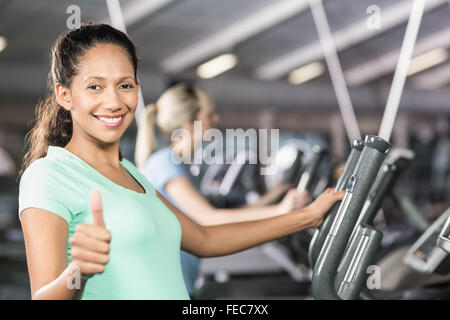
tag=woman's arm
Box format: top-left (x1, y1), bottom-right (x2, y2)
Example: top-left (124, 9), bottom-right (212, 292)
top-left (165, 177), bottom-right (308, 226)
top-left (157, 188), bottom-right (344, 258)
top-left (20, 208), bottom-right (82, 299)
top-left (244, 182), bottom-right (292, 207)
top-left (20, 190), bottom-right (110, 300)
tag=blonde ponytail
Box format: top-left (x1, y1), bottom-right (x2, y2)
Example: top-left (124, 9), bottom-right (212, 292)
top-left (134, 83), bottom-right (215, 171)
top-left (135, 103), bottom-right (158, 171)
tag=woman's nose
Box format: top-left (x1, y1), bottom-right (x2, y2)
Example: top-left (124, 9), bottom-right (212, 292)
top-left (104, 88), bottom-right (123, 111)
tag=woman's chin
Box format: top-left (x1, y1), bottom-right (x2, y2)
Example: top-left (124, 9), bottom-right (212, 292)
top-left (94, 132), bottom-right (125, 146)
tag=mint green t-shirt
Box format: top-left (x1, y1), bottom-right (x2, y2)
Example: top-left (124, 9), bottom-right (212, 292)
top-left (18, 146), bottom-right (190, 300)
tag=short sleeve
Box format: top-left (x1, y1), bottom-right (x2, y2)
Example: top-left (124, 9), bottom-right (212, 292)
top-left (143, 148), bottom-right (188, 192)
top-left (18, 158), bottom-right (82, 224)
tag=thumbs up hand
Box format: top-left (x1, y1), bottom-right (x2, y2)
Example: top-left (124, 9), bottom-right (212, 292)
top-left (69, 189), bottom-right (111, 276)
top-left (90, 189), bottom-right (105, 227)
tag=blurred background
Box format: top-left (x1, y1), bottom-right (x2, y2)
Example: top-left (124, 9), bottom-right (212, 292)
top-left (0, 0), bottom-right (449, 299)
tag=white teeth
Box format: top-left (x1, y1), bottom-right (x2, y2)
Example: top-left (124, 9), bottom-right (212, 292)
top-left (98, 116), bottom-right (122, 124)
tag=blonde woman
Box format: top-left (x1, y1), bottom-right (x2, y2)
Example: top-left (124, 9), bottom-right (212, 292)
top-left (135, 83), bottom-right (314, 297)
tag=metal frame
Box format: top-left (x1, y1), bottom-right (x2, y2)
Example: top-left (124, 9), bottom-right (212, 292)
top-left (308, 0), bottom-right (426, 300)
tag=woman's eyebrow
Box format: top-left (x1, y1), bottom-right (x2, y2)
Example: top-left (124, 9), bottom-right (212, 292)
top-left (117, 76), bottom-right (136, 82)
top-left (84, 76), bottom-right (136, 82)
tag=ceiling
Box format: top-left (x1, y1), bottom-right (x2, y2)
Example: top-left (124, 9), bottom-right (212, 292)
top-left (0, 0), bottom-right (450, 112)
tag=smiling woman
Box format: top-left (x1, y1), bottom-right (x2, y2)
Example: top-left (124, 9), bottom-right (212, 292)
top-left (17, 23), bottom-right (344, 300)
top-left (17, 24), bottom-right (181, 300)
top-left (55, 42), bottom-right (137, 150)
top-left (19, 24), bottom-right (139, 175)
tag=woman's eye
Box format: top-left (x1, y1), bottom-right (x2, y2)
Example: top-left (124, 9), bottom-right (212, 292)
top-left (88, 84), bottom-right (101, 90)
top-left (120, 83), bottom-right (134, 89)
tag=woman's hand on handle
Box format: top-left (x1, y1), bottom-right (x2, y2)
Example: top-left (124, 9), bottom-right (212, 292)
top-left (69, 189), bottom-right (111, 276)
top-left (303, 188), bottom-right (345, 228)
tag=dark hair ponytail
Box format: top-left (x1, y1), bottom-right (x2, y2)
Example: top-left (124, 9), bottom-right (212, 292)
top-left (20, 24), bottom-right (138, 177)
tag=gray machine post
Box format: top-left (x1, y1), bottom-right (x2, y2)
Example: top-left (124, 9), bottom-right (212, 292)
top-left (392, 188), bottom-right (430, 232)
top-left (311, 135), bottom-right (391, 300)
top-left (336, 225), bottom-right (382, 299)
top-left (308, 139), bottom-right (364, 267)
top-left (297, 145), bottom-right (327, 192)
top-left (308, 0), bottom-right (425, 300)
top-left (336, 149), bottom-right (425, 280)
top-left (334, 149), bottom-right (431, 297)
top-left (358, 147), bottom-right (429, 233)
top-left (334, 159), bottom-right (400, 297)
top-left (354, 149), bottom-right (416, 225)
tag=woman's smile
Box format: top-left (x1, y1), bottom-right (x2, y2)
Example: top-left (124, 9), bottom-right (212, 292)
top-left (93, 112), bottom-right (128, 128)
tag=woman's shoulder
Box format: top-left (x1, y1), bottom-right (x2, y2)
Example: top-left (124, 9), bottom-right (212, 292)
top-left (18, 154), bottom-right (85, 222)
top-left (21, 155), bottom-right (64, 180)
top-left (146, 146), bottom-right (184, 169)
top-left (142, 147), bottom-right (189, 187)
top-left (148, 146), bottom-right (173, 161)
top-left (20, 152), bottom-right (81, 192)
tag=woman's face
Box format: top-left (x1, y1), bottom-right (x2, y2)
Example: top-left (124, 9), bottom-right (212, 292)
top-left (196, 102), bottom-right (219, 133)
top-left (59, 43), bottom-right (138, 146)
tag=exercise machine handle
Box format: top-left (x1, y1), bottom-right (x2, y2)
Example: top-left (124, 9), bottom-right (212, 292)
top-left (336, 225), bottom-right (382, 300)
top-left (312, 135), bottom-right (390, 300)
top-left (343, 161), bottom-right (403, 263)
top-left (308, 139), bottom-right (364, 267)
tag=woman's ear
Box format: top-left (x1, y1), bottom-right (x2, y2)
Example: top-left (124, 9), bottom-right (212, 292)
top-left (54, 83), bottom-right (73, 111)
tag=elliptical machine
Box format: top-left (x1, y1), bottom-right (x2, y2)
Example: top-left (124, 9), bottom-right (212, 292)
top-left (306, 0), bottom-right (448, 300)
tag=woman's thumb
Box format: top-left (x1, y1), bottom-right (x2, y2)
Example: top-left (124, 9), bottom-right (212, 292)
top-left (90, 189), bottom-right (104, 227)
